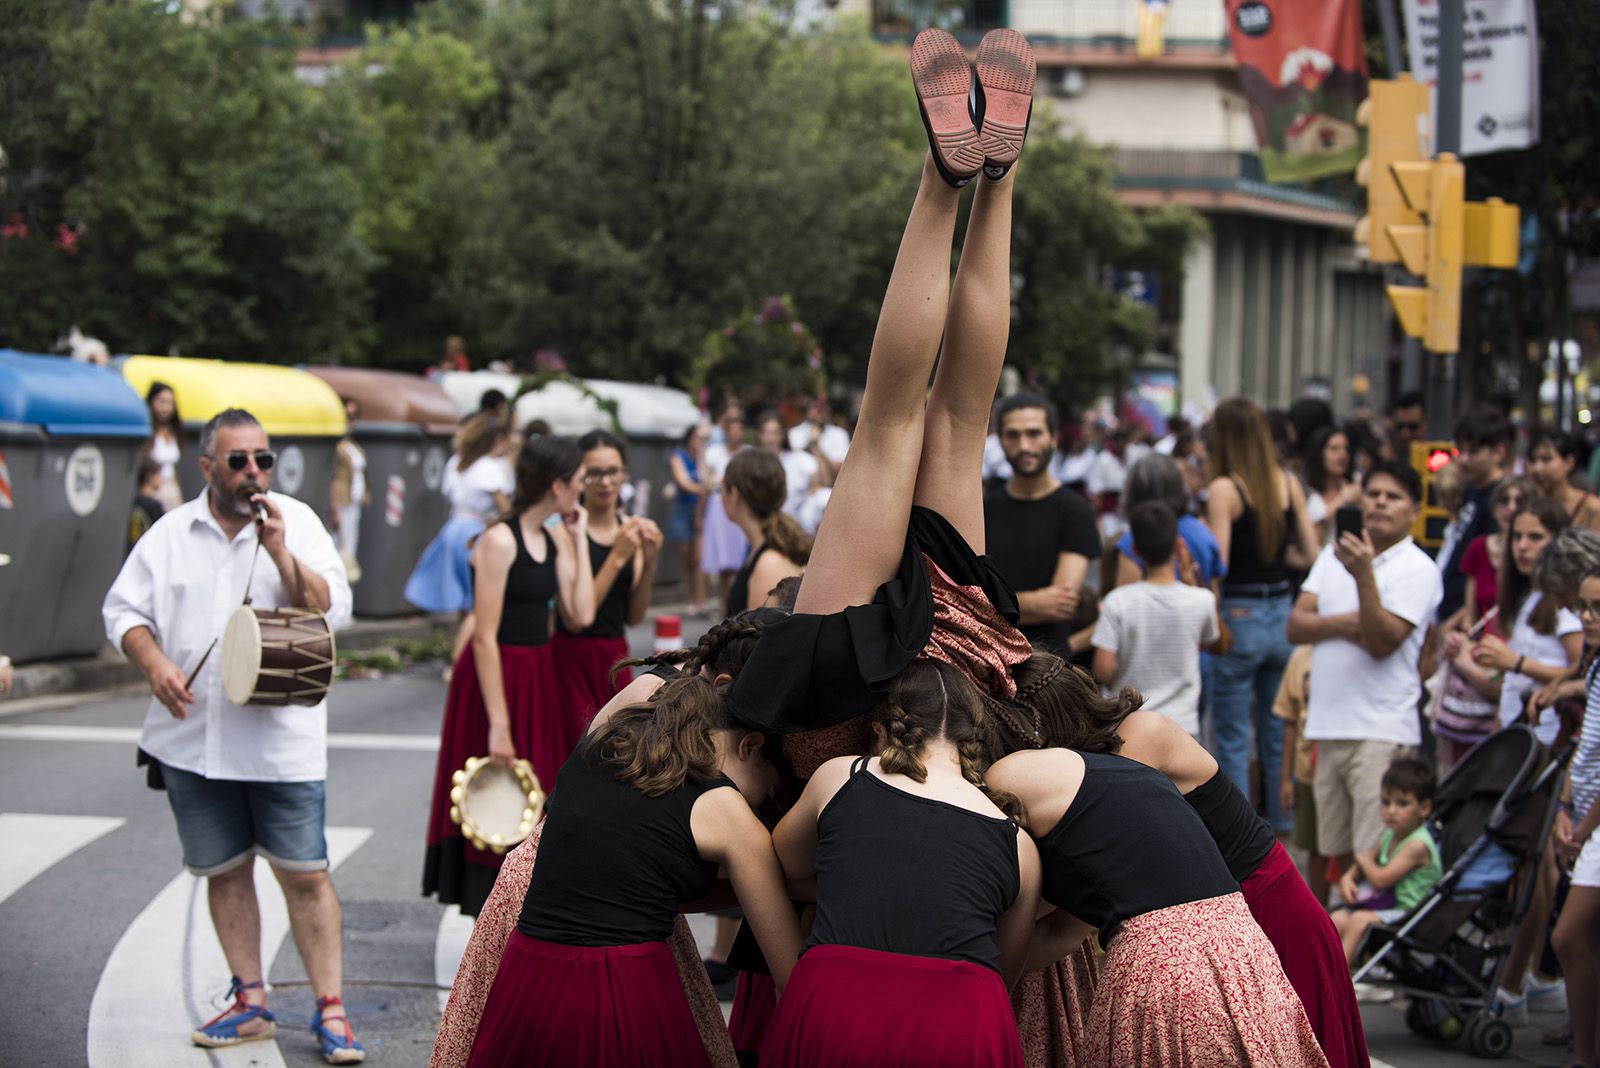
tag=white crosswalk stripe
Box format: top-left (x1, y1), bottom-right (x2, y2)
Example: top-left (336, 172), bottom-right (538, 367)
top-left (433, 908), bottom-right (475, 1012)
top-left (0, 723), bottom-right (438, 751)
top-left (85, 826), bottom-right (372, 1068)
top-left (0, 813), bottom-right (125, 906)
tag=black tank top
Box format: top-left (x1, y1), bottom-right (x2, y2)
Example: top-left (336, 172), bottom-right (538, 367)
top-left (498, 520), bottom-right (557, 646)
top-left (518, 745), bottom-right (732, 946)
top-left (725, 541), bottom-right (768, 617)
top-left (557, 534), bottom-right (633, 639)
top-left (1036, 752), bottom-right (1237, 942)
top-left (1223, 477), bottom-right (1293, 588)
top-left (1184, 769), bottom-right (1276, 884)
top-left (807, 758), bottom-right (1020, 973)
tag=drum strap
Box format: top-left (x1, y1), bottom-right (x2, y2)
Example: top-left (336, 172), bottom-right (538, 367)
top-left (185, 515), bottom-right (268, 690)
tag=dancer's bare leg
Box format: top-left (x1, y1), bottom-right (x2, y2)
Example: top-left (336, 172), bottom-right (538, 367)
top-left (913, 169), bottom-right (1016, 553)
top-left (795, 155), bottom-right (960, 616)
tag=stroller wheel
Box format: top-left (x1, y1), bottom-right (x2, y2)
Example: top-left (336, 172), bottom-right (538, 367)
top-left (1466, 1015), bottom-right (1512, 1059)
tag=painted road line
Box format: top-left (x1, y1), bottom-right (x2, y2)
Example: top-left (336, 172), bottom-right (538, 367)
top-left (86, 826), bottom-right (372, 1068)
top-left (0, 723), bottom-right (438, 752)
top-left (0, 813), bottom-right (125, 906)
top-left (433, 908), bottom-right (476, 1012)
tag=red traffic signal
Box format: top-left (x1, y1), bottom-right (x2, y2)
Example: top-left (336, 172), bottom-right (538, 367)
top-left (1425, 448), bottom-right (1454, 473)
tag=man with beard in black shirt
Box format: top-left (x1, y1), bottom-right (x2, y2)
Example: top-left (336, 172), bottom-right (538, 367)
top-left (982, 392), bottom-right (1101, 656)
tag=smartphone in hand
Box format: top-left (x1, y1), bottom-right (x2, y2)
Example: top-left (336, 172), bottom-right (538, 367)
top-left (1334, 506), bottom-right (1364, 543)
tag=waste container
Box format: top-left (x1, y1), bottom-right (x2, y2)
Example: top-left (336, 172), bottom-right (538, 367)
top-left (0, 350), bottom-right (152, 661)
top-left (305, 366), bottom-right (459, 617)
top-left (119, 356), bottom-right (347, 527)
top-left (437, 370), bottom-right (526, 422)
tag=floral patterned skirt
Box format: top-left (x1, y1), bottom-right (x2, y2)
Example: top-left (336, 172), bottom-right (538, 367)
top-left (1087, 893), bottom-right (1329, 1068)
top-left (1012, 938), bottom-right (1100, 1067)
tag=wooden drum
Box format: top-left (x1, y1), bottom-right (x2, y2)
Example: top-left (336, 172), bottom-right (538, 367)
top-left (222, 605), bottom-right (336, 707)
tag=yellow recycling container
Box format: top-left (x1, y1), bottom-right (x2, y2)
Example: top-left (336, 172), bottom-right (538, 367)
top-left (121, 355), bottom-right (347, 525)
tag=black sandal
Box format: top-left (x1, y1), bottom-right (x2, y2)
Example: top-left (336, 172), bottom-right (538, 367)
top-left (910, 29), bottom-right (983, 188)
top-left (972, 28), bottom-right (1036, 180)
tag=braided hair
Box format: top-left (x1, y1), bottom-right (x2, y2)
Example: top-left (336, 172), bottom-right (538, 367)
top-left (872, 659), bottom-right (1022, 822)
top-left (612, 607), bottom-right (786, 684)
top-left (990, 651), bottom-right (1141, 758)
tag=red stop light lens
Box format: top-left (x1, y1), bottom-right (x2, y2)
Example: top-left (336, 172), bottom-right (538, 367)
top-left (1426, 449), bottom-right (1453, 473)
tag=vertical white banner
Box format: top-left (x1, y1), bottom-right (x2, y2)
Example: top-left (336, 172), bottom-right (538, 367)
top-left (1401, 0), bottom-right (1540, 156)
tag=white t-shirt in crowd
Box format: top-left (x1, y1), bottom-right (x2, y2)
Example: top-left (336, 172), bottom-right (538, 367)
top-left (788, 421), bottom-right (850, 465)
top-left (447, 455), bottom-right (514, 520)
top-left (1302, 537), bottom-right (1444, 746)
top-left (1051, 449), bottom-right (1094, 487)
top-left (1497, 591), bottom-right (1580, 747)
top-left (779, 450), bottom-right (820, 519)
top-left (982, 434), bottom-right (1014, 481)
top-left (1092, 580), bottom-right (1220, 737)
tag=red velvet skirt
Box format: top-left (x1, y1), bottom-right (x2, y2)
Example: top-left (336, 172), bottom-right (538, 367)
top-left (762, 945), bottom-right (1024, 1067)
top-left (1242, 842), bottom-right (1369, 1068)
top-left (729, 971), bottom-right (778, 1058)
top-left (551, 632), bottom-right (632, 735)
top-left (423, 642), bottom-right (567, 917)
top-left (466, 932), bottom-right (711, 1068)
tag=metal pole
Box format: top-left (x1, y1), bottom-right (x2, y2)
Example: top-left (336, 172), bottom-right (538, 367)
top-left (1376, 0), bottom-right (1407, 76)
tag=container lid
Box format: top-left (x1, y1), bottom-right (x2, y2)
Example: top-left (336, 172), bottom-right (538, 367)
top-left (304, 366), bottom-right (460, 435)
top-left (585, 379), bottom-right (701, 439)
top-left (437, 370), bottom-right (525, 419)
top-left (0, 350), bottom-right (152, 437)
top-left (121, 355), bottom-right (347, 437)
top-left (440, 371), bottom-right (700, 439)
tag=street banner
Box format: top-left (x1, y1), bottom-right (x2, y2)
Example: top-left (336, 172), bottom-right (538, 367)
top-left (1223, 0), bottom-right (1369, 183)
top-left (1401, 0), bottom-right (1540, 156)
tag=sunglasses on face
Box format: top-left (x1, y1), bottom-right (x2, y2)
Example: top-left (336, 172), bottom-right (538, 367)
top-left (1393, 422), bottom-right (1422, 432)
top-left (222, 450), bottom-right (275, 471)
top-left (1576, 600), bottom-right (1600, 619)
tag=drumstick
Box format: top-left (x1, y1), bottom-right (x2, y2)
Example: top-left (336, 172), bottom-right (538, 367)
top-left (185, 638), bottom-right (218, 690)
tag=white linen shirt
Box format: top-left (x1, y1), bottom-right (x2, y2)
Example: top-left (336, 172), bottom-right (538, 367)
top-left (103, 491), bottom-right (352, 783)
top-left (1302, 537), bottom-right (1443, 746)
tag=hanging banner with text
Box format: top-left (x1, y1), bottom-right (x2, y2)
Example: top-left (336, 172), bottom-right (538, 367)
top-left (1401, 0), bottom-right (1540, 156)
top-left (1224, 0), bottom-right (1369, 183)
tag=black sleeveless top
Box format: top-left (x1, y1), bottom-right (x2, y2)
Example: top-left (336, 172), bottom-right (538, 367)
top-left (1184, 769), bottom-right (1276, 884)
top-left (1035, 752), bottom-right (1237, 943)
top-left (517, 745), bottom-right (733, 946)
top-left (498, 520), bottom-right (557, 646)
top-left (557, 534), bottom-right (633, 639)
top-left (1222, 477), bottom-right (1293, 589)
top-left (726, 541), bottom-right (768, 617)
top-left (807, 758), bottom-right (1020, 973)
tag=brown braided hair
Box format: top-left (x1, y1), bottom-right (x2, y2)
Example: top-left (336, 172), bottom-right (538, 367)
top-left (999, 651), bottom-right (1142, 756)
top-left (725, 448), bottom-right (812, 566)
top-left (583, 674), bottom-right (737, 796)
top-left (871, 659), bottom-right (1023, 822)
top-left (610, 607), bottom-right (786, 684)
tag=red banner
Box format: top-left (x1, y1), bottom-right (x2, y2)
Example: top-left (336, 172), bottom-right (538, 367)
top-left (1224, 0), bottom-right (1369, 183)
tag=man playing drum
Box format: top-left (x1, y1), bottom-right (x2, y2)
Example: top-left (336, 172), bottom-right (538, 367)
top-left (102, 408), bottom-right (363, 1064)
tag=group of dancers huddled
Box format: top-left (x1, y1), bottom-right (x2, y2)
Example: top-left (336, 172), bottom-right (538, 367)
top-left (425, 30), bottom-right (1367, 1067)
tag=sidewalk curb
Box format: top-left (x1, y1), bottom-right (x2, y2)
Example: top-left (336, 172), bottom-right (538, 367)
top-left (4, 614), bottom-right (460, 703)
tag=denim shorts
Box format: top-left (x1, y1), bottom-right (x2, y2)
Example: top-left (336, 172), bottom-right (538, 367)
top-left (160, 763), bottom-right (328, 876)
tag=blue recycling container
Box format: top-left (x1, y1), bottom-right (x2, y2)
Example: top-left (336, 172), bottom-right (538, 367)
top-left (0, 351), bottom-right (152, 661)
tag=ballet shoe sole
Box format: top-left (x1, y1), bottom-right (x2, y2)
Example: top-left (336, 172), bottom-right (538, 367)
top-left (911, 30), bottom-right (983, 179)
top-left (975, 29), bottom-right (1036, 166)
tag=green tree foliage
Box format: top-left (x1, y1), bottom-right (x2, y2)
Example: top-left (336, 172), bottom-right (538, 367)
top-left (0, 0), bottom-right (1200, 395)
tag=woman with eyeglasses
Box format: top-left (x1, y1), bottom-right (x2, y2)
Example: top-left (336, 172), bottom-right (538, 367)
top-left (552, 430), bottom-right (662, 743)
top-left (423, 436), bottom-right (596, 919)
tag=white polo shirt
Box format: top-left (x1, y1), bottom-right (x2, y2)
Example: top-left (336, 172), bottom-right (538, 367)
top-left (1302, 537), bottom-right (1442, 746)
top-left (103, 491), bottom-right (352, 783)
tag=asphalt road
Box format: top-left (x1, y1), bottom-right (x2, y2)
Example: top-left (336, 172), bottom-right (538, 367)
top-left (0, 616), bottom-right (1574, 1067)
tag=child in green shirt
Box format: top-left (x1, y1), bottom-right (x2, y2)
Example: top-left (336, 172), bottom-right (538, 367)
top-left (1332, 756), bottom-right (1442, 965)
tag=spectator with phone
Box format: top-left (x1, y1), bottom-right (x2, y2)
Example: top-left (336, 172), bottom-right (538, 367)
top-left (1287, 460), bottom-right (1442, 873)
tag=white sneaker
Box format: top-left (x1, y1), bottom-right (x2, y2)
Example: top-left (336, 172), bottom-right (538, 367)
top-left (1523, 973), bottom-right (1568, 1012)
top-left (1494, 986), bottom-right (1528, 1025)
top-left (1355, 981), bottom-right (1396, 1004)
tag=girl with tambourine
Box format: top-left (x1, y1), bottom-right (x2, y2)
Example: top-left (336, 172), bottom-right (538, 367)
top-left (422, 436), bottom-right (595, 919)
top-left (551, 430), bottom-right (662, 739)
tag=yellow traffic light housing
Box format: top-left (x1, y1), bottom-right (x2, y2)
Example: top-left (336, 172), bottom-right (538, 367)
top-left (1386, 154), bottom-right (1465, 354)
top-left (1411, 441), bottom-right (1456, 550)
top-left (1355, 76), bottom-right (1431, 264)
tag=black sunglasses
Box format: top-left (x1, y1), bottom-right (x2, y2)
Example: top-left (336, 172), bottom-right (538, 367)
top-left (223, 450), bottom-right (276, 472)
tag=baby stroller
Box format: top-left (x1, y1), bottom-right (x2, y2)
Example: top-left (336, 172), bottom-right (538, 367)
top-left (1351, 725), bottom-right (1575, 1059)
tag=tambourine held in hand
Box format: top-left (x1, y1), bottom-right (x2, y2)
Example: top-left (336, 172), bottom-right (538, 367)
top-left (449, 756), bottom-right (546, 853)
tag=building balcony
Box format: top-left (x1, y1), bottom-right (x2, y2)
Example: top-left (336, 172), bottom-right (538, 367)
top-left (1111, 148), bottom-right (1360, 229)
top-left (871, 0), bottom-right (1230, 58)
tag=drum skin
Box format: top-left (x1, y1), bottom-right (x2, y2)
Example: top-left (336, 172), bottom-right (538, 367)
top-left (222, 605), bottom-right (336, 707)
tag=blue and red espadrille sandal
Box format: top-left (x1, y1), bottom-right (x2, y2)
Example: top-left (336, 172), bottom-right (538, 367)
top-left (311, 995), bottom-right (366, 1065)
top-left (191, 976), bottom-right (277, 1048)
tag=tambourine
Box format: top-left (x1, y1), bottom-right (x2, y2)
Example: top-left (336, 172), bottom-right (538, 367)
top-left (449, 756), bottom-right (546, 853)
top-left (221, 605), bottom-right (335, 707)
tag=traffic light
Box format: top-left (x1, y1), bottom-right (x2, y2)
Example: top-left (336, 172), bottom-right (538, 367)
top-left (1411, 440), bottom-right (1456, 550)
top-left (1354, 76), bottom-right (1431, 264)
top-left (1386, 154), bottom-right (1465, 354)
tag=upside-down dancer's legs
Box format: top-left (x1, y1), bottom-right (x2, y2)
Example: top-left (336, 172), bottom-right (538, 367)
top-left (913, 169), bottom-right (1016, 553)
top-left (794, 155), bottom-right (959, 616)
